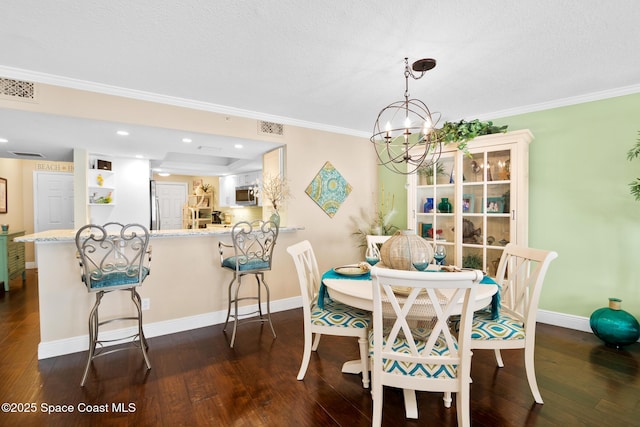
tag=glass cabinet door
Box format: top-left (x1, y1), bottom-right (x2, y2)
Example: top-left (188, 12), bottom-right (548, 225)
top-left (461, 148), bottom-right (513, 276)
top-left (414, 154), bottom-right (456, 263)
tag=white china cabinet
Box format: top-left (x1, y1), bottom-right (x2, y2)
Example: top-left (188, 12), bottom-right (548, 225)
top-left (407, 129), bottom-right (533, 276)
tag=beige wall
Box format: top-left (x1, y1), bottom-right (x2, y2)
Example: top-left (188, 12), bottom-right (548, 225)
top-left (0, 158), bottom-right (25, 232)
top-left (3, 83), bottom-right (377, 353)
top-left (2, 83), bottom-right (377, 271)
top-left (0, 158), bottom-right (74, 263)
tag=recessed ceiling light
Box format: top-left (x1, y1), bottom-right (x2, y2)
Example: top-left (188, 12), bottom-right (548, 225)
top-left (235, 144), bottom-right (243, 149)
top-left (116, 130), bottom-right (129, 136)
top-left (158, 172), bottom-right (170, 177)
top-left (0, 138), bottom-right (8, 143)
top-left (182, 138), bottom-right (192, 143)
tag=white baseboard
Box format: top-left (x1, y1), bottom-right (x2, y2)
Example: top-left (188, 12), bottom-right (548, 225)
top-left (37, 301), bottom-right (636, 360)
top-left (536, 309), bottom-right (592, 333)
top-left (38, 295), bottom-right (302, 360)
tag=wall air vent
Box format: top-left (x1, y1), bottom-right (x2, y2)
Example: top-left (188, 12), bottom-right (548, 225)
top-left (258, 121), bottom-right (284, 137)
top-left (0, 77), bottom-right (38, 103)
top-left (9, 151), bottom-right (45, 159)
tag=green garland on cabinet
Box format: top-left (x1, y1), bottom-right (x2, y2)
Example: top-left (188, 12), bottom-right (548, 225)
top-left (438, 119), bottom-right (508, 153)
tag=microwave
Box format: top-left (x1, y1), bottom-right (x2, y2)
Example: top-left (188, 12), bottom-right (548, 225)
top-left (235, 186), bottom-right (258, 206)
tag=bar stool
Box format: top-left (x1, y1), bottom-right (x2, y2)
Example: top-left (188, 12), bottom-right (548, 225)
top-left (75, 222), bottom-right (152, 386)
top-left (218, 219), bottom-right (278, 348)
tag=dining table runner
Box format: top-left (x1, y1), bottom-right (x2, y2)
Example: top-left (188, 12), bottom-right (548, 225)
top-left (319, 269), bottom-right (501, 320)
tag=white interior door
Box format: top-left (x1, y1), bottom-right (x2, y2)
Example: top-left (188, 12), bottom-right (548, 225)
top-left (157, 182), bottom-right (187, 230)
top-left (35, 172), bottom-right (74, 232)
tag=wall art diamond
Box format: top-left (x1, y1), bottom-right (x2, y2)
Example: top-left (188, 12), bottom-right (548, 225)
top-left (305, 161), bottom-right (352, 218)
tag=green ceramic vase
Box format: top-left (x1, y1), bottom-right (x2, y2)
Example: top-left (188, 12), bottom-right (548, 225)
top-left (589, 298), bottom-right (640, 348)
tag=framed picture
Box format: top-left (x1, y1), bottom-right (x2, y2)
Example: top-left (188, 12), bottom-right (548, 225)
top-left (486, 196), bottom-right (503, 213)
top-left (0, 177), bottom-right (6, 214)
top-left (462, 194), bottom-right (475, 213)
top-left (192, 178), bottom-right (203, 188)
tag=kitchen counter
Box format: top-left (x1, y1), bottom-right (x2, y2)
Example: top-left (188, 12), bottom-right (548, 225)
top-left (17, 225), bottom-right (304, 243)
top-left (18, 225), bottom-right (304, 360)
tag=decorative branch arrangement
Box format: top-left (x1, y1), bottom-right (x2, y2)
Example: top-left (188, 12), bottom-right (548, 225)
top-left (261, 174), bottom-right (292, 211)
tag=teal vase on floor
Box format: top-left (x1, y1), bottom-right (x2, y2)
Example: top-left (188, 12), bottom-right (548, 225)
top-left (590, 298), bottom-right (640, 348)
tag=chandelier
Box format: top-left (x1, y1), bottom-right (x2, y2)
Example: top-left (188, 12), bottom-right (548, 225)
top-left (371, 57), bottom-right (442, 175)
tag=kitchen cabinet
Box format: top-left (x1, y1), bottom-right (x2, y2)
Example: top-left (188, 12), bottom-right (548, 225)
top-left (236, 171), bottom-right (261, 187)
top-left (219, 175), bottom-right (237, 207)
top-left (407, 130), bottom-right (533, 276)
top-left (0, 231), bottom-right (26, 291)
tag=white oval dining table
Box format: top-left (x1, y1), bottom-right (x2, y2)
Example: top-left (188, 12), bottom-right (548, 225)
top-left (322, 270), bottom-right (499, 419)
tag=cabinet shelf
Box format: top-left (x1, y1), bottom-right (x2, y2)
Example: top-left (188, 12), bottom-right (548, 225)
top-left (87, 159), bottom-right (115, 206)
top-left (183, 193), bottom-right (213, 229)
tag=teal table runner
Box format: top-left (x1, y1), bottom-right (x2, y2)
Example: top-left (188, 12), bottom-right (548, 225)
top-left (319, 269), bottom-right (501, 319)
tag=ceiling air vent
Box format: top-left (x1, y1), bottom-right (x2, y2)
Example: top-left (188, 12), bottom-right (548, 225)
top-left (258, 120), bottom-right (284, 137)
top-left (9, 151), bottom-right (45, 159)
top-left (0, 77), bottom-right (38, 103)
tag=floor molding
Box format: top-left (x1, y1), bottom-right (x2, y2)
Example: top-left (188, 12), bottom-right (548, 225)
top-left (38, 295), bottom-right (302, 359)
top-left (41, 299), bottom-right (634, 359)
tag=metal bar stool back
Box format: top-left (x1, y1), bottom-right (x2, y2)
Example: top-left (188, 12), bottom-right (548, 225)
top-left (219, 219), bottom-right (278, 347)
top-left (75, 222), bottom-right (152, 386)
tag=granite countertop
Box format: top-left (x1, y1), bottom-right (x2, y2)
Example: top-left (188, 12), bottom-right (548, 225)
top-left (16, 225), bottom-right (304, 243)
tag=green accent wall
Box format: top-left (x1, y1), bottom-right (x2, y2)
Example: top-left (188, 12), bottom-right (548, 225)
top-left (381, 92), bottom-right (640, 320)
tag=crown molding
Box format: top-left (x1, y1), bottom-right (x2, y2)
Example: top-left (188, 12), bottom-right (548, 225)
top-left (3, 65), bottom-right (638, 135)
top-left (0, 66), bottom-right (370, 139)
top-left (474, 83), bottom-right (640, 121)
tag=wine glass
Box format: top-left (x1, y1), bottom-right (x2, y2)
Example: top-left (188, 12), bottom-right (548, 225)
top-left (412, 252), bottom-right (430, 271)
top-left (365, 245), bottom-right (380, 267)
top-left (434, 245), bottom-right (447, 266)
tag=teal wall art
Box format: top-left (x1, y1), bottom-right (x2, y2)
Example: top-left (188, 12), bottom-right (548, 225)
top-left (305, 161), bottom-right (352, 218)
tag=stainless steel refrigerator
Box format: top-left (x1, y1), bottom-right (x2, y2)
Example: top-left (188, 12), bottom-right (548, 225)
top-left (150, 180), bottom-right (161, 230)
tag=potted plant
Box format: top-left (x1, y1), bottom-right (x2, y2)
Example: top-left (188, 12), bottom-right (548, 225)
top-left (627, 131), bottom-right (640, 200)
top-left (417, 162), bottom-right (446, 185)
top-left (261, 174), bottom-right (292, 225)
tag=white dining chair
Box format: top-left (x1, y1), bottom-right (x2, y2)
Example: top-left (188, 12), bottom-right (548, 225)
top-left (365, 235), bottom-right (391, 256)
top-left (286, 240), bottom-right (371, 388)
top-left (467, 243), bottom-right (558, 404)
top-left (369, 266), bottom-right (483, 427)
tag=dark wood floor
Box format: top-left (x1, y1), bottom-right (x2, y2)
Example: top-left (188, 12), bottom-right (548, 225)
top-left (1, 270), bottom-right (639, 426)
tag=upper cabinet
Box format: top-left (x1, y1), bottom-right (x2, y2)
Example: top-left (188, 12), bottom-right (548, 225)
top-left (407, 130), bottom-right (533, 276)
top-left (236, 171), bottom-right (261, 187)
top-left (88, 155), bottom-right (115, 205)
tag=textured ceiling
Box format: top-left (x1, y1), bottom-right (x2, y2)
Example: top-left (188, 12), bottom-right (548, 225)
top-left (0, 0), bottom-right (639, 175)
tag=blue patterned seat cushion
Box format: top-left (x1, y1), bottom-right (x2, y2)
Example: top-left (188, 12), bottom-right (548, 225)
top-left (470, 309), bottom-right (525, 340)
top-left (368, 327), bottom-right (459, 378)
top-left (310, 299), bottom-right (370, 329)
top-left (87, 266), bottom-right (149, 289)
top-left (222, 256), bottom-right (270, 271)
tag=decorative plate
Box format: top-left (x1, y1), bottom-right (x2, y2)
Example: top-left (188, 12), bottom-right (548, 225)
top-left (333, 266), bottom-right (368, 277)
